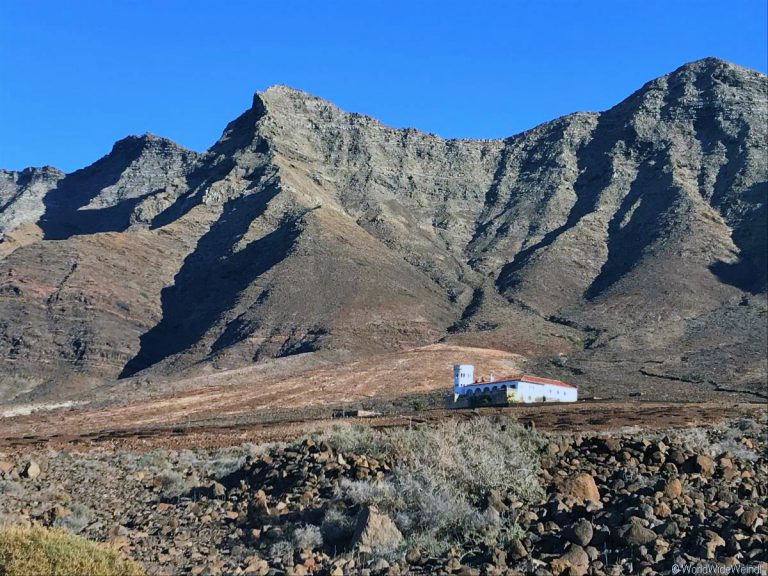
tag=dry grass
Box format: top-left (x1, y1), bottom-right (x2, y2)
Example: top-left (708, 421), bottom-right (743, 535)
top-left (0, 526), bottom-right (143, 576)
top-left (319, 416), bottom-right (545, 554)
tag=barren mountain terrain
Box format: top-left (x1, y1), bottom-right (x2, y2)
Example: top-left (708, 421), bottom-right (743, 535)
top-left (0, 57), bottom-right (766, 405)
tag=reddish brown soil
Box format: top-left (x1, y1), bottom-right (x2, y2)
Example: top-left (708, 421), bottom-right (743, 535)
top-left (1, 344), bottom-right (762, 454)
top-left (1, 400), bottom-right (762, 454)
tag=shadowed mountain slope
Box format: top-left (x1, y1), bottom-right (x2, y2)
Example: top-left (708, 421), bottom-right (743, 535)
top-left (1, 58), bottom-right (765, 402)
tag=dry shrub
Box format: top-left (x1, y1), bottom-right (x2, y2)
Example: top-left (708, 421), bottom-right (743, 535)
top-left (322, 416), bottom-right (544, 554)
top-left (53, 503), bottom-right (93, 534)
top-left (316, 422), bottom-right (381, 455)
top-left (320, 508), bottom-right (355, 546)
top-left (0, 526), bottom-right (143, 576)
top-left (292, 524), bottom-right (323, 550)
top-left (386, 417), bottom-right (544, 505)
top-left (156, 471), bottom-right (187, 499)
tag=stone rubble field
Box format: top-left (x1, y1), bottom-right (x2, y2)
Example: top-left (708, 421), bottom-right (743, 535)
top-left (1, 414), bottom-right (766, 576)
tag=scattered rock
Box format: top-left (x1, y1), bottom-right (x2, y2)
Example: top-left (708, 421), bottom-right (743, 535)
top-left (551, 544), bottom-right (589, 576)
top-left (663, 478), bottom-right (683, 499)
top-left (352, 506), bottom-right (403, 553)
top-left (618, 519), bottom-right (657, 546)
top-left (558, 473), bottom-right (600, 503)
top-left (21, 460), bottom-right (40, 480)
top-left (566, 519), bottom-right (594, 546)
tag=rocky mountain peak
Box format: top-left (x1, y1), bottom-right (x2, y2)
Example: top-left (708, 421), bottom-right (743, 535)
top-left (107, 133), bottom-right (192, 165)
top-left (257, 84), bottom-right (337, 111)
top-left (0, 59), bottom-right (765, 402)
top-left (254, 84), bottom-right (382, 133)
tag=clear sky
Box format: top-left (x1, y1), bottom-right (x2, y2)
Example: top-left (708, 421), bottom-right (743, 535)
top-left (1, 0), bottom-right (766, 173)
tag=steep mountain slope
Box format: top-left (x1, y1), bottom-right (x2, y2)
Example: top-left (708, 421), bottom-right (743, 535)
top-left (1, 58), bottom-right (765, 402)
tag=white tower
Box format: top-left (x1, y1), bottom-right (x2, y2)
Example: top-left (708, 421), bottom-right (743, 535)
top-left (453, 364), bottom-right (475, 393)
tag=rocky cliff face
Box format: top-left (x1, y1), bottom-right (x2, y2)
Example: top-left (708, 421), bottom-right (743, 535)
top-left (1, 58), bottom-right (765, 401)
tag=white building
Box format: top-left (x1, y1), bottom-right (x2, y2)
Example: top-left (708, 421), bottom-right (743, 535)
top-left (453, 364), bottom-right (577, 404)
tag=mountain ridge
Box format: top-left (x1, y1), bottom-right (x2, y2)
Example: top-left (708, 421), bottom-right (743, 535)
top-left (1, 58), bottom-right (765, 403)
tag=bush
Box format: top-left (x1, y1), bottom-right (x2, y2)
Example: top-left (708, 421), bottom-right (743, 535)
top-left (320, 508), bottom-right (355, 547)
top-left (315, 423), bottom-right (382, 455)
top-left (325, 417), bottom-right (544, 554)
top-left (674, 421), bottom-right (761, 461)
top-left (0, 480), bottom-right (24, 497)
top-left (292, 524), bottom-right (323, 550)
top-left (53, 503), bottom-right (93, 534)
top-left (338, 479), bottom-right (398, 508)
top-left (269, 540), bottom-right (294, 562)
top-left (387, 417), bottom-right (544, 505)
top-left (135, 451), bottom-right (170, 471)
top-left (156, 471), bottom-right (187, 499)
top-left (206, 455), bottom-right (244, 479)
top-left (0, 526), bottom-right (143, 576)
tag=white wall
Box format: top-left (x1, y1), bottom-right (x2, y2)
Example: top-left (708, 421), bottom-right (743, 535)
top-left (516, 381), bottom-right (577, 403)
top-left (453, 376), bottom-right (577, 403)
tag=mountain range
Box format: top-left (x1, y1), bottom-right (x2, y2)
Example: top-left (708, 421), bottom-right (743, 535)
top-left (1, 57), bottom-right (766, 403)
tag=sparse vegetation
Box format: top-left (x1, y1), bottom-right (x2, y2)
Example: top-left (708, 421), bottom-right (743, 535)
top-left (317, 416), bottom-right (544, 554)
top-left (292, 524), bottom-right (323, 551)
top-left (53, 503), bottom-right (93, 534)
top-left (0, 412), bottom-right (764, 574)
top-left (320, 507), bottom-right (355, 547)
top-left (316, 422), bottom-right (381, 455)
top-left (0, 526), bottom-right (143, 576)
top-left (155, 471), bottom-right (188, 499)
top-left (268, 540), bottom-right (294, 563)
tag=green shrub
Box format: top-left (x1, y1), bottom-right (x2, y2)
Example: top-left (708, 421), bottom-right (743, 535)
top-left (0, 526), bottom-right (143, 576)
top-left (411, 398), bottom-right (428, 411)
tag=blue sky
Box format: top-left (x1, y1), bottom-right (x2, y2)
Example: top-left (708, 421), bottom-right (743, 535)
top-left (1, 0), bottom-right (766, 173)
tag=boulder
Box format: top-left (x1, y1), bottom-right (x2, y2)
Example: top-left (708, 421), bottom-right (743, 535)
top-left (558, 473), bottom-right (601, 503)
top-left (351, 506), bottom-right (403, 553)
top-left (551, 544), bottom-right (589, 576)
top-left (602, 438), bottom-right (622, 453)
top-left (507, 538), bottom-right (528, 560)
top-left (696, 530), bottom-right (725, 560)
top-left (21, 460), bottom-right (41, 480)
top-left (667, 450), bottom-right (687, 465)
top-left (566, 519), bottom-right (594, 547)
top-left (486, 489), bottom-right (508, 513)
top-left (739, 509), bottom-right (761, 531)
top-left (248, 490), bottom-right (271, 519)
top-left (654, 501), bottom-right (672, 518)
top-left (618, 519), bottom-right (657, 547)
top-left (688, 455), bottom-right (715, 476)
top-left (663, 478), bottom-right (683, 499)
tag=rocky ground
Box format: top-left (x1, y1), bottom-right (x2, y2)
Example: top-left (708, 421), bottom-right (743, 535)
top-left (1, 413), bottom-right (766, 575)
